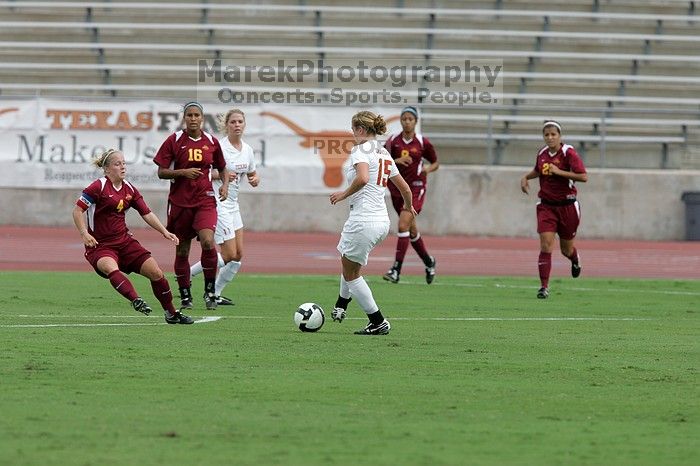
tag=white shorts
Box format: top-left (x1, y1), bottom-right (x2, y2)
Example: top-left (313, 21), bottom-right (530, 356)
top-left (336, 219), bottom-right (389, 266)
top-left (214, 208), bottom-right (243, 244)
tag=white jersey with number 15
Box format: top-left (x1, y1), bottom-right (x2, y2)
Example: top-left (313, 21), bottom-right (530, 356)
top-left (345, 140), bottom-right (398, 222)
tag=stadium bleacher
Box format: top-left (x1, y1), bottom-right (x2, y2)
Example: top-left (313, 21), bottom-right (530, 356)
top-left (0, 0), bottom-right (698, 168)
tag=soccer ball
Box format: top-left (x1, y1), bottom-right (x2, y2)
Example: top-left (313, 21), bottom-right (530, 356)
top-left (294, 303), bottom-right (325, 332)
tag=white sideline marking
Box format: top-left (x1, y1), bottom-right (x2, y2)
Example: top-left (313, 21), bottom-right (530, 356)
top-left (3, 315), bottom-right (651, 325)
top-left (1, 316), bottom-right (222, 328)
top-left (390, 317), bottom-right (653, 321)
top-left (214, 316), bottom-right (652, 321)
top-left (194, 316), bottom-right (222, 324)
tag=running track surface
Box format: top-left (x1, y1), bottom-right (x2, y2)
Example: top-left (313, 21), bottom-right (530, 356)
top-left (1, 226), bottom-right (699, 279)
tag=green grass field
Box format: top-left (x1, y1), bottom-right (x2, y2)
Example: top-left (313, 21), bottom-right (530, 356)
top-left (1, 271), bottom-right (698, 466)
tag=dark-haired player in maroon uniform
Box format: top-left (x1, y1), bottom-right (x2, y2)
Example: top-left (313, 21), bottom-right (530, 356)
top-left (521, 120), bottom-right (588, 299)
top-left (383, 106), bottom-right (439, 284)
top-left (72, 149), bottom-right (193, 324)
top-left (154, 101), bottom-right (229, 311)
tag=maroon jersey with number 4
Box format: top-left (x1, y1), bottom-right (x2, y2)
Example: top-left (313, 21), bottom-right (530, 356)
top-left (153, 130), bottom-right (227, 208)
top-left (534, 143), bottom-right (586, 202)
top-left (76, 177), bottom-right (150, 246)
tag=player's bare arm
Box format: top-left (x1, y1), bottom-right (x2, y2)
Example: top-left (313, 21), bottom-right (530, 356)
top-left (141, 212), bottom-right (179, 245)
top-left (210, 169), bottom-right (239, 183)
top-left (247, 171), bottom-right (260, 187)
top-left (330, 162), bottom-right (368, 205)
top-left (423, 160), bottom-right (440, 174)
top-left (157, 166), bottom-right (202, 180)
top-left (218, 167), bottom-right (231, 201)
top-left (521, 169), bottom-right (539, 194)
top-left (390, 174), bottom-right (417, 218)
top-left (395, 153), bottom-right (412, 167)
top-left (72, 205), bottom-right (98, 247)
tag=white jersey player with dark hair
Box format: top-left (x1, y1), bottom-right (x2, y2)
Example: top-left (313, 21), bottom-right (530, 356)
top-left (329, 110), bottom-right (415, 335)
top-left (190, 109), bottom-right (259, 305)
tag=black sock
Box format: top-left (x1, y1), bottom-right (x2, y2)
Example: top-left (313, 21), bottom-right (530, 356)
top-left (204, 281), bottom-right (215, 295)
top-left (368, 309), bottom-right (384, 325)
top-left (179, 287), bottom-right (191, 300)
top-left (393, 260), bottom-right (403, 273)
top-left (335, 296), bottom-right (352, 310)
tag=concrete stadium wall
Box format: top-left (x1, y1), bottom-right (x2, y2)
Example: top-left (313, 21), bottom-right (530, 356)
top-left (2, 166), bottom-right (699, 241)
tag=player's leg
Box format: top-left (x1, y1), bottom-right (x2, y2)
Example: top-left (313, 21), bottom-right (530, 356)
top-left (407, 188), bottom-right (436, 283)
top-left (197, 227), bottom-right (219, 310)
top-left (214, 210), bottom-right (243, 304)
top-left (343, 256), bottom-right (390, 335)
top-left (537, 232), bottom-right (556, 298)
top-left (191, 205), bottom-right (231, 278)
top-left (215, 229), bottom-right (242, 305)
top-left (558, 202), bottom-right (582, 278)
top-left (536, 204), bottom-right (558, 298)
top-left (139, 257), bottom-right (193, 324)
top-left (175, 239), bottom-right (194, 309)
top-left (168, 204), bottom-right (196, 309)
top-left (94, 254), bottom-right (145, 313)
top-left (332, 271), bottom-right (352, 323)
top-left (332, 221), bottom-right (357, 323)
top-left (339, 221), bottom-right (390, 335)
top-left (383, 194), bottom-right (406, 283)
top-left (193, 201), bottom-right (220, 310)
top-left (190, 253), bottom-right (225, 278)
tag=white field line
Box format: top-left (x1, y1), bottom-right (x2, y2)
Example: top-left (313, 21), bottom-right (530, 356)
top-left (212, 316), bottom-right (652, 321)
top-left (2, 316), bottom-right (652, 328)
top-left (0, 316), bottom-right (222, 328)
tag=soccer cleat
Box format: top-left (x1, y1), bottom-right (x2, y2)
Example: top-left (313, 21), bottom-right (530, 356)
top-left (425, 256), bottom-right (436, 284)
top-left (571, 260), bottom-right (582, 278)
top-left (216, 295), bottom-right (234, 306)
top-left (203, 292), bottom-right (218, 310)
top-left (132, 297), bottom-right (152, 316)
top-left (165, 311), bottom-right (194, 325)
top-left (537, 287), bottom-right (549, 299)
top-left (331, 307), bottom-right (346, 323)
top-left (383, 268), bottom-right (400, 284)
top-left (179, 287), bottom-right (193, 310)
top-left (354, 319), bottom-right (391, 335)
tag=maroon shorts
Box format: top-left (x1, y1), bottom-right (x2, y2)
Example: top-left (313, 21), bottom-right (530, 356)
top-left (390, 186), bottom-right (427, 215)
top-left (167, 200), bottom-right (218, 241)
top-left (536, 201), bottom-right (581, 240)
top-left (84, 236), bottom-right (152, 278)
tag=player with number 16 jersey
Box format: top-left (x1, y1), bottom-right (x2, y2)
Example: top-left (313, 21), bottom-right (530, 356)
top-left (154, 129), bottom-right (226, 210)
top-left (153, 101), bottom-right (229, 312)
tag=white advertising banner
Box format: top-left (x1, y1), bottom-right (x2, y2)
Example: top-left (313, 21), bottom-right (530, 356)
top-left (0, 99), bottom-right (403, 193)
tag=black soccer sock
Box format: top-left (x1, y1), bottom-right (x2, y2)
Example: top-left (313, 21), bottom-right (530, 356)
top-left (179, 287), bottom-right (192, 301)
top-left (335, 295), bottom-right (352, 310)
top-left (392, 260), bottom-right (403, 273)
top-left (368, 309), bottom-right (384, 325)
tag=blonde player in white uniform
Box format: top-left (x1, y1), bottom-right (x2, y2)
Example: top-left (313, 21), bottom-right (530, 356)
top-left (190, 109), bottom-right (259, 304)
top-left (329, 111), bottom-right (415, 335)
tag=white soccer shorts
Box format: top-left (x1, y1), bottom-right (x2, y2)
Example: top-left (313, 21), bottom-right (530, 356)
top-left (214, 208), bottom-right (243, 244)
top-left (336, 219), bottom-right (389, 266)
